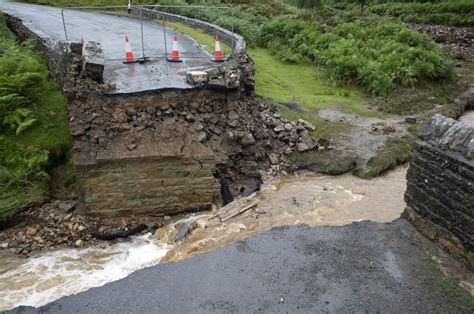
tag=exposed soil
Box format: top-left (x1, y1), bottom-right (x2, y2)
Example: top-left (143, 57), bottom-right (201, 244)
top-left (318, 108), bottom-right (408, 166)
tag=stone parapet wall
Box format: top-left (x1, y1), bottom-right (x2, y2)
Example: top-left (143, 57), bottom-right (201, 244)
top-left (403, 114), bottom-right (473, 268)
top-left (141, 8), bottom-right (246, 53)
top-left (4, 13), bottom-right (105, 88)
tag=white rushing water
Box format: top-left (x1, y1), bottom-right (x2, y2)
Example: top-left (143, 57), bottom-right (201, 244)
top-left (0, 234), bottom-right (170, 311)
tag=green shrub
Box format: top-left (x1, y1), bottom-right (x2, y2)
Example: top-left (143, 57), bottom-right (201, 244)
top-left (367, 1), bottom-right (474, 26)
top-left (259, 17), bottom-right (454, 95)
top-left (0, 14), bottom-right (72, 223)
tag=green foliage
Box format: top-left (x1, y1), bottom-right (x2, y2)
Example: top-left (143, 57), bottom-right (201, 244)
top-left (0, 14), bottom-right (72, 223)
top-left (259, 17), bottom-right (454, 95)
top-left (366, 0), bottom-right (474, 26)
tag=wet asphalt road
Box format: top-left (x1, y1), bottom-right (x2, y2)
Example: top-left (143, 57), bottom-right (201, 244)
top-left (0, 0), bottom-right (215, 93)
top-left (10, 220), bottom-right (472, 313)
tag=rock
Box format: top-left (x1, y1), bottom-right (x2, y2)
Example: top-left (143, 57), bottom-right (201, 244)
top-left (0, 242), bottom-right (8, 249)
top-left (228, 110), bottom-right (239, 121)
top-left (296, 142), bottom-right (310, 152)
top-left (157, 101), bottom-right (170, 111)
top-left (196, 131), bottom-right (207, 143)
top-left (298, 119), bottom-right (316, 131)
top-left (78, 225), bottom-right (86, 232)
top-left (59, 201), bottom-right (76, 212)
top-left (273, 124), bottom-right (286, 133)
top-left (284, 123), bottom-right (294, 131)
top-left (241, 133), bottom-right (256, 146)
top-left (33, 236), bottom-right (44, 244)
top-left (186, 71), bottom-right (209, 85)
top-left (299, 131), bottom-right (317, 151)
top-left (269, 153), bottom-right (279, 165)
top-left (228, 119), bottom-right (239, 127)
top-left (112, 109), bottom-right (128, 123)
top-left (185, 114), bottom-right (195, 122)
top-left (405, 117), bottom-right (417, 124)
top-left (383, 123), bottom-right (396, 134)
top-left (127, 143), bottom-right (137, 151)
top-left (291, 148), bottom-right (358, 175)
top-left (75, 239), bottom-right (83, 246)
top-left (26, 227), bottom-right (37, 236)
top-left (174, 222), bottom-right (192, 243)
top-left (240, 179), bottom-right (261, 197)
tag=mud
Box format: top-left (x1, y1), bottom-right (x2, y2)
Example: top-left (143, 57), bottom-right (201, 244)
top-left (318, 108), bottom-right (408, 166)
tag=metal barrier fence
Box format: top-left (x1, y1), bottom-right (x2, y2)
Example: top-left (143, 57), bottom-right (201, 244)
top-left (60, 5), bottom-right (234, 62)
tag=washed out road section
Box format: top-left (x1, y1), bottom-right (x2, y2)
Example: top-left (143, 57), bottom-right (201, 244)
top-left (11, 220), bottom-right (471, 313)
top-left (0, 0), bottom-right (214, 92)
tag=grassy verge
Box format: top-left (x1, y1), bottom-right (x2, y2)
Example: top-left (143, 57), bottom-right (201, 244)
top-left (420, 254), bottom-right (474, 309)
top-left (0, 14), bottom-right (72, 223)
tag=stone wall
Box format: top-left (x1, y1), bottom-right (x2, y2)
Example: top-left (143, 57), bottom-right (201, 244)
top-left (403, 114), bottom-right (473, 269)
top-left (4, 13), bottom-right (105, 87)
top-left (4, 13), bottom-right (78, 87)
top-left (140, 8), bottom-right (246, 52)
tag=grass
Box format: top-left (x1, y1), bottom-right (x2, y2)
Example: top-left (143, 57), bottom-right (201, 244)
top-left (421, 254), bottom-right (474, 309)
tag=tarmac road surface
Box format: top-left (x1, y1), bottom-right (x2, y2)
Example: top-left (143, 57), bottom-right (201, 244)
top-left (9, 220), bottom-right (473, 313)
top-left (0, 0), bottom-right (216, 93)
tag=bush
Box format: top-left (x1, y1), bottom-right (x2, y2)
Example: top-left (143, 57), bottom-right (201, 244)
top-left (0, 14), bottom-right (71, 223)
top-left (259, 17), bottom-right (454, 95)
top-left (367, 1), bottom-right (474, 26)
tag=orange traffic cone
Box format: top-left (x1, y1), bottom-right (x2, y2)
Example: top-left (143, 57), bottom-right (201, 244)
top-left (167, 35), bottom-right (183, 63)
top-left (123, 36), bottom-right (137, 64)
top-left (211, 36), bottom-right (226, 62)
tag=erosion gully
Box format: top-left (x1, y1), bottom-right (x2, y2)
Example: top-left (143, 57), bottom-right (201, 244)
top-left (0, 165), bottom-right (407, 311)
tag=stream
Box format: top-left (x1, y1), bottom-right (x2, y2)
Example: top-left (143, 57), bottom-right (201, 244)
top-left (0, 165), bottom-right (408, 311)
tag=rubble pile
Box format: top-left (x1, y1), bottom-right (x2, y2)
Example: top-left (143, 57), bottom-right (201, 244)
top-left (410, 24), bottom-right (473, 60)
top-left (0, 201), bottom-right (163, 256)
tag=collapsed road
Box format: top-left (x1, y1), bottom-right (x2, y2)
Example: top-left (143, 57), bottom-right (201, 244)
top-left (0, 0), bottom-right (213, 92)
top-left (9, 220), bottom-right (472, 313)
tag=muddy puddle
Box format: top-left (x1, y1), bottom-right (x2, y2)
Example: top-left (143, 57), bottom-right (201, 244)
top-left (0, 166), bottom-right (408, 311)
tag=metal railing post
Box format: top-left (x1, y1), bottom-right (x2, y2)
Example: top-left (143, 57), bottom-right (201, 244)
top-left (61, 9), bottom-right (68, 41)
top-left (140, 6), bottom-right (145, 59)
top-left (163, 13), bottom-right (168, 58)
top-left (231, 9), bottom-right (235, 57)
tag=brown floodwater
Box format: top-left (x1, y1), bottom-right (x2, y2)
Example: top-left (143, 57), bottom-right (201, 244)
top-left (0, 166), bottom-right (408, 311)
